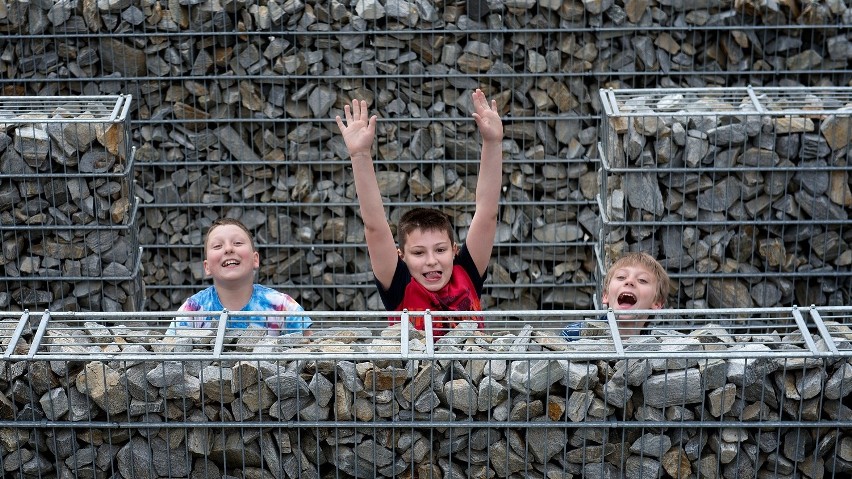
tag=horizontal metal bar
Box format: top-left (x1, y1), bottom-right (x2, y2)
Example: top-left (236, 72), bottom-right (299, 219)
top-left (0, 22), bottom-right (843, 44)
top-left (4, 419), bottom-right (849, 429)
top-left (9, 69), bottom-right (852, 86)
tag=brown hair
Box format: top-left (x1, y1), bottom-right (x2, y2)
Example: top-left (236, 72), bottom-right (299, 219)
top-left (204, 218), bottom-right (256, 253)
top-left (604, 252), bottom-right (671, 306)
top-left (397, 208), bottom-right (455, 251)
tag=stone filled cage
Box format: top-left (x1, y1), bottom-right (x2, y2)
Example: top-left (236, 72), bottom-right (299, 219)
top-left (597, 86), bottom-right (852, 311)
top-left (2, 0), bottom-right (851, 314)
top-left (0, 95), bottom-right (144, 313)
top-left (1, 306), bottom-right (852, 478)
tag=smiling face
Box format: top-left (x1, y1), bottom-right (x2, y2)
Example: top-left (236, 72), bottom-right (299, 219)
top-left (203, 223), bottom-right (260, 285)
top-left (601, 264), bottom-right (664, 317)
top-left (399, 227), bottom-right (459, 292)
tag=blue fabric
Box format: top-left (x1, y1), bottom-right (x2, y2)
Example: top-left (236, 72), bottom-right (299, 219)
top-left (171, 284), bottom-right (311, 334)
top-left (560, 321), bottom-right (585, 340)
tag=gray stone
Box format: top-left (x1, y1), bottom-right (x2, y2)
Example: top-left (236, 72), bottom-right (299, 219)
top-left (625, 172), bottom-right (664, 215)
top-left (116, 437), bottom-right (154, 479)
top-left (642, 369), bottom-right (703, 408)
top-left (508, 359), bottom-right (565, 393)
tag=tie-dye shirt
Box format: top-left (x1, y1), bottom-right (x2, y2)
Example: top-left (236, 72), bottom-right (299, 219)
top-left (169, 284), bottom-right (311, 335)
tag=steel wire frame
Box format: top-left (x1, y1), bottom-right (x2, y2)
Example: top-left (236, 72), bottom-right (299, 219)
top-left (0, 305), bottom-right (848, 360)
top-left (6, 5), bottom-right (849, 314)
top-left (596, 86), bottom-right (852, 310)
top-left (1, 307), bottom-right (850, 478)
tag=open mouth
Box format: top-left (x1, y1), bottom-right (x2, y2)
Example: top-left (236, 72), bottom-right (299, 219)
top-left (617, 292), bottom-right (637, 307)
top-left (222, 259), bottom-right (240, 267)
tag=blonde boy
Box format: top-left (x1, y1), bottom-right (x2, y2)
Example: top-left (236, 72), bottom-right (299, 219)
top-left (562, 252), bottom-right (670, 338)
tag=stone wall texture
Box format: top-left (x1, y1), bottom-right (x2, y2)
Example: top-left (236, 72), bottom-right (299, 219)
top-left (0, 0), bottom-right (851, 312)
top-left (2, 317), bottom-right (852, 478)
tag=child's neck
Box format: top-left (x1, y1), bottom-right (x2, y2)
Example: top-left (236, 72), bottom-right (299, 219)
top-left (214, 281), bottom-right (254, 311)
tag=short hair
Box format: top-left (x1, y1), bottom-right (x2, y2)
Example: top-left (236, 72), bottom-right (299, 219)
top-left (204, 218), bottom-right (256, 252)
top-left (397, 208), bottom-right (455, 251)
top-left (604, 252), bottom-right (671, 306)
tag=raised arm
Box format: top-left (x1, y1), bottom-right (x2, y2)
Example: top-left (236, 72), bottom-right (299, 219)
top-left (335, 99), bottom-right (398, 290)
top-left (466, 88), bottom-right (504, 276)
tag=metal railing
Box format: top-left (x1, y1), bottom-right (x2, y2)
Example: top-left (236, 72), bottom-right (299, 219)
top-left (4, 305), bottom-right (850, 360)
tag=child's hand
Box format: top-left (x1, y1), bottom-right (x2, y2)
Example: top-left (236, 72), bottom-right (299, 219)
top-left (471, 88), bottom-right (503, 143)
top-left (335, 99), bottom-right (377, 156)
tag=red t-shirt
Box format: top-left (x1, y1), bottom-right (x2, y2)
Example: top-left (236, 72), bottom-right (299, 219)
top-left (376, 244), bottom-right (485, 335)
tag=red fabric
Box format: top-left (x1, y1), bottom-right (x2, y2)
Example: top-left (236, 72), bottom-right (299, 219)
top-left (390, 264), bottom-right (483, 335)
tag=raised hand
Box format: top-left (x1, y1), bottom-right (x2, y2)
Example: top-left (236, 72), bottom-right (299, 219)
top-left (471, 88), bottom-right (503, 143)
top-left (335, 99), bottom-right (377, 156)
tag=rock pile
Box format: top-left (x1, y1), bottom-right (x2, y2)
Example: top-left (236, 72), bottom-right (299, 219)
top-left (3, 319), bottom-right (852, 478)
top-left (0, 99), bottom-right (142, 312)
top-left (600, 90), bottom-right (852, 310)
top-left (1, 0), bottom-right (851, 311)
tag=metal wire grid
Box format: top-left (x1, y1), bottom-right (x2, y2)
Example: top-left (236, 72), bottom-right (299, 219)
top-left (1, 4), bottom-right (848, 310)
top-left (599, 86), bottom-right (852, 117)
top-left (597, 86), bottom-right (852, 309)
top-left (0, 95), bottom-right (133, 121)
top-left (2, 5), bottom-right (850, 314)
top-left (0, 306), bottom-right (843, 360)
top-left (1, 308), bottom-right (852, 478)
top-left (0, 96), bottom-right (143, 312)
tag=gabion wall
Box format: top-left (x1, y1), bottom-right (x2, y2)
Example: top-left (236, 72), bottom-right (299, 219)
top-left (4, 314), bottom-right (852, 479)
top-left (598, 88), bottom-right (852, 310)
top-left (0, 1), bottom-right (851, 311)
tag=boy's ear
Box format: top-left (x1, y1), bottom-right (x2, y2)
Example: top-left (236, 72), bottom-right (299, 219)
top-left (252, 251), bottom-right (260, 269)
top-left (202, 259), bottom-right (211, 277)
top-left (397, 248), bottom-right (403, 258)
top-left (453, 243), bottom-right (459, 256)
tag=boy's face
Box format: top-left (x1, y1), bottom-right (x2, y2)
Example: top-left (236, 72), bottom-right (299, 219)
top-left (602, 264), bottom-right (663, 318)
top-left (398, 228), bottom-right (459, 292)
top-left (204, 224), bottom-right (259, 284)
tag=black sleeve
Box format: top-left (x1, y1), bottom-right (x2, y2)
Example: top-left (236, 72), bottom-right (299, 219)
top-left (375, 257), bottom-right (410, 310)
top-left (456, 244), bottom-right (486, 296)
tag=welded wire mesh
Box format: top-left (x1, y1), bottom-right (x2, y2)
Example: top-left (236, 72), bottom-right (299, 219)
top-left (598, 86), bottom-right (852, 310)
top-left (4, 0), bottom-right (849, 312)
top-left (1, 307), bottom-right (851, 478)
top-left (0, 95), bottom-right (143, 312)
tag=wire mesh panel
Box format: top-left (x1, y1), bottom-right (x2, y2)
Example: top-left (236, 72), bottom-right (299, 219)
top-left (598, 86), bottom-right (852, 310)
top-left (0, 307), bottom-right (850, 478)
top-left (3, 0), bottom-right (848, 312)
top-left (0, 95), bottom-right (143, 312)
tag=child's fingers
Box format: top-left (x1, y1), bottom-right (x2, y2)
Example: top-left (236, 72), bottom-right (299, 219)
top-left (358, 100), bottom-right (370, 121)
top-left (335, 115), bottom-right (345, 132)
top-left (350, 99), bottom-right (360, 119)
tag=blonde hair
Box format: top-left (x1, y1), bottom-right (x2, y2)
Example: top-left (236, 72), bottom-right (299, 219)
top-left (604, 252), bottom-right (671, 306)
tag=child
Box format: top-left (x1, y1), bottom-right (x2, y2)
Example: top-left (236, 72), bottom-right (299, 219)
top-left (335, 89), bottom-right (504, 333)
top-left (562, 252), bottom-right (670, 338)
top-left (168, 218), bottom-right (311, 335)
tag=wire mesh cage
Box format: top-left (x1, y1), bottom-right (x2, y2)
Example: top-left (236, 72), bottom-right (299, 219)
top-left (1, 307), bottom-right (851, 478)
top-left (134, 115), bottom-right (601, 315)
top-left (1, 0), bottom-right (851, 314)
top-left (0, 95), bottom-right (143, 312)
top-left (598, 86), bottom-right (852, 310)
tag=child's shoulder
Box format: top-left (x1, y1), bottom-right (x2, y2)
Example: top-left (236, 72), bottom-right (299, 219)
top-left (251, 284), bottom-right (302, 309)
top-left (178, 286), bottom-right (219, 313)
top-left (185, 286), bottom-right (217, 304)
